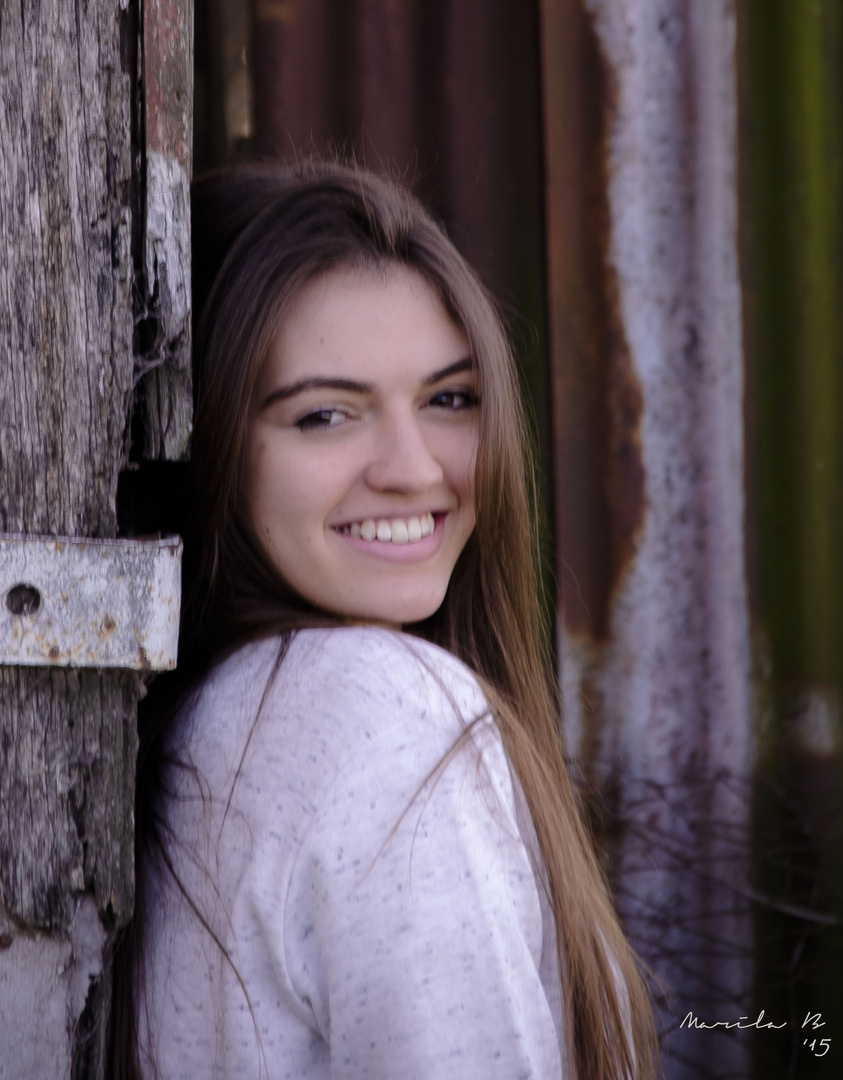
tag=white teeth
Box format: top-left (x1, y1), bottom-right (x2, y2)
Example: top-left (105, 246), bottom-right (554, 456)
top-left (391, 519), bottom-right (409, 544)
top-left (346, 512), bottom-right (437, 544)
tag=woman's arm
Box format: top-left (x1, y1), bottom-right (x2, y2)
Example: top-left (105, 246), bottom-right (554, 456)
top-left (279, 709), bottom-right (565, 1080)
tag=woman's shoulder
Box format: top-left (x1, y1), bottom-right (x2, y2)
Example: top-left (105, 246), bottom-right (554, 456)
top-left (288, 625), bottom-right (486, 708)
top-left (181, 626), bottom-right (491, 775)
top-left (201, 624), bottom-right (480, 688)
top-left (277, 626), bottom-right (491, 751)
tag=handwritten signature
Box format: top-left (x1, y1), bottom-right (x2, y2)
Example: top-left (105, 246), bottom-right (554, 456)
top-left (680, 1011), bottom-right (830, 1057)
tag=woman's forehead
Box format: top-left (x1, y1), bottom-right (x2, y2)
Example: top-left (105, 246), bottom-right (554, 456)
top-left (258, 264), bottom-right (470, 389)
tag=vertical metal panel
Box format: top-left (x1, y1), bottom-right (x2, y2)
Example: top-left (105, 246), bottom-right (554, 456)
top-left (251, 0), bottom-right (340, 156)
top-left (741, 0), bottom-right (843, 1071)
top-left (353, 0), bottom-right (421, 171)
top-left (541, 0), bottom-right (753, 1073)
top-left (217, 0), bottom-right (254, 151)
top-left (538, 0), bottom-right (641, 655)
top-left (437, 0), bottom-right (497, 286)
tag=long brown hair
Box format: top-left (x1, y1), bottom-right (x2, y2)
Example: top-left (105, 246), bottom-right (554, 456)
top-left (115, 160), bottom-right (657, 1079)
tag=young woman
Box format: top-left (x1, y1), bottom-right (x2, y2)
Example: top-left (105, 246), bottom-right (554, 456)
top-left (115, 160), bottom-right (658, 1079)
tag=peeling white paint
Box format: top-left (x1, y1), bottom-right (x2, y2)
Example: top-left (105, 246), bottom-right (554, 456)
top-left (0, 931), bottom-right (74, 1079)
top-left (145, 150), bottom-right (191, 342)
top-left (0, 898), bottom-right (107, 1080)
top-left (67, 896), bottom-right (108, 1029)
top-left (142, 149), bottom-right (193, 461)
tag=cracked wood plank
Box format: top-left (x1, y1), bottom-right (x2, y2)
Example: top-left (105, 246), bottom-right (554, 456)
top-left (138, 0), bottom-right (194, 461)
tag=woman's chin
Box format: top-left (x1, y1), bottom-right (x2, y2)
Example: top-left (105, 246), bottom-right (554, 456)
top-left (331, 588), bottom-right (447, 629)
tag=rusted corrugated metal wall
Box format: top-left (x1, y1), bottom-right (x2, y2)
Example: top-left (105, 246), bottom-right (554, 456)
top-left (540, 2), bottom-right (754, 1075)
top-left (742, 1), bottom-right (843, 1076)
top-left (193, 2), bottom-right (843, 1076)
top-left (247, 0), bottom-right (550, 430)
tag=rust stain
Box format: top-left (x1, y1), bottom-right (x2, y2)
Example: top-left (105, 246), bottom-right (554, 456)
top-left (603, 265), bottom-right (646, 581)
top-left (138, 646), bottom-right (151, 671)
top-left (540, 0), bottom-right (645, 642)
top-left (144, 0), bottom-right (191, 165)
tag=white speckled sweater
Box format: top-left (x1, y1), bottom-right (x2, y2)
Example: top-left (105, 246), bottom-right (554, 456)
top-left (139, 627), bottom-right (566, 1079)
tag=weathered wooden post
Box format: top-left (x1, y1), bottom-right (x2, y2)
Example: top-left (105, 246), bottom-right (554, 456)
top-left (0, 1), bottom-right (191, 1076)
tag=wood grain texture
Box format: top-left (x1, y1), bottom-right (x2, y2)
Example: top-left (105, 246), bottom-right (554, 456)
top-left (0, 1), bottom-right (143, 1073)
top-left (0, 666), bottom-right (137, 929)
top-left (138, 0), bottom-right (193, 460)
top-left (0, 0), bottom-right (133, 538)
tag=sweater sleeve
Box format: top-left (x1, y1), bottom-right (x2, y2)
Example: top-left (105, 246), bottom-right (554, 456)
top-left (272, 669), bottom-right (565, 1080)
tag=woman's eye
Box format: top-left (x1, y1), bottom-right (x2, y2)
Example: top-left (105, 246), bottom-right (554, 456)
top-left (428, 389), bottom-right (480, 411)
top-left (295, 408), bottom-right (349, 431)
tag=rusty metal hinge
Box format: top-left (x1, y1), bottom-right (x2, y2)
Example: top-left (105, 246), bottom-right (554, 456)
top-left (0, 534), bottom-right (181, 670)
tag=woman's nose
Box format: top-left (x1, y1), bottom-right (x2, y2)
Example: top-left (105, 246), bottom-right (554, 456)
top-left (363, 413), bottom-right (445, 494)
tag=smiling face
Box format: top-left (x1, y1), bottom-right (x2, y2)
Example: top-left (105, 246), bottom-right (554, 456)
top-left (243, 264), bottom-right (479, 626)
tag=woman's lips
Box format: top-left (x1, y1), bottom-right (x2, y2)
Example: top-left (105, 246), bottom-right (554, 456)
top-left (330, 513), bottom-right (446, 562)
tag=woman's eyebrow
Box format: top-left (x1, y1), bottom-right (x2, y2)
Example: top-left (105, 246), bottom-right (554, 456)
top-left (421, 357), bottom-right (475, 387)
top-left (262, 358), bottom-right (475, 409)
top-left (261, 376), bottom-right (374, 409)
